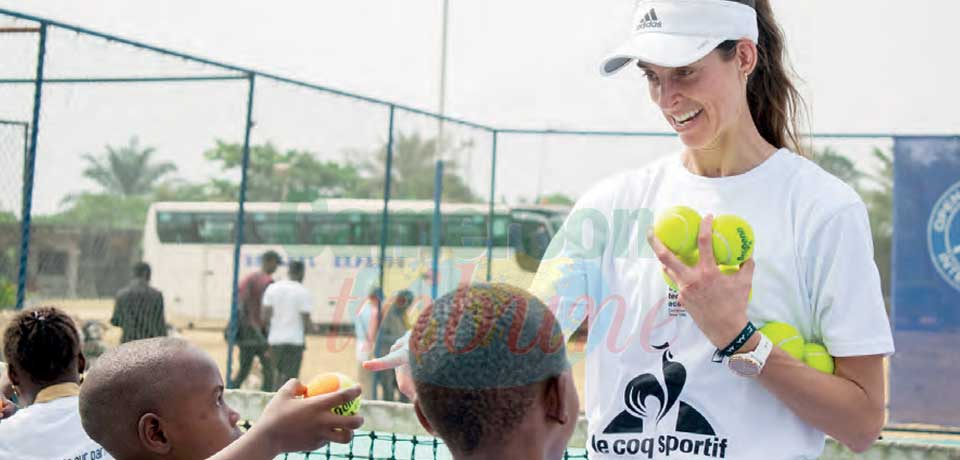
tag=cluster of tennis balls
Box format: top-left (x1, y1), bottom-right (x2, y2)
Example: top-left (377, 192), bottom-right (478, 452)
top-left (761, 322), bottom-right (835, 374)
top-left (654, 206), bottom-right (835, 374)
top-left (653, 205), bottom-right (755, 291)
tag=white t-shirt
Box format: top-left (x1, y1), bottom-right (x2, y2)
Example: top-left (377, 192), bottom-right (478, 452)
top-left (354, 304), bottom-right (376, 362)
top-left (262, 279), bottom-right (313, 345)
top-left (531, 149), bottom-right (895, 460)
top-left (0, 395), bottom-right (113, 460)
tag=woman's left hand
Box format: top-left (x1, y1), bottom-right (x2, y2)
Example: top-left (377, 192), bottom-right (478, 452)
top-left (647, 214), bottom-right (756, 349)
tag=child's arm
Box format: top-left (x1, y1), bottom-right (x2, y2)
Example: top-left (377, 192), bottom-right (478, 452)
top-left (207, 379), bottom-right (364, 460)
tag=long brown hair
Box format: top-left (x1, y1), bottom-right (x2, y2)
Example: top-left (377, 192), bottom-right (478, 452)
top-left (718, 0), bottom-right (808, 155)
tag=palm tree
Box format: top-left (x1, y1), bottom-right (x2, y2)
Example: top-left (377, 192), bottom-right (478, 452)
top-left (353, 132), bottom-right (481, 203)
top-left (81, 137), bottom-right (177, 196)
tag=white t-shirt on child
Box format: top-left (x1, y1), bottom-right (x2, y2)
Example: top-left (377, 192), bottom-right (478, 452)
top-left (531, 149), bottom-right (895, 460)
top-left (0, 395), bottom-right (113, 460)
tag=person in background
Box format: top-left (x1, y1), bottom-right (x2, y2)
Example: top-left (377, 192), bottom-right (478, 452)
top-left (353, 287), bottom-right (381, 396)
top-left (228, 250), bottom-right (281, 390)
top-left (373, 290), bottom-right (413, 402)
top-left (111, 262), bottom-right (166, 343)
top-left (0, 306), bottom-right (113, 459)
top-left (262, 260), bottom-right (313, 390)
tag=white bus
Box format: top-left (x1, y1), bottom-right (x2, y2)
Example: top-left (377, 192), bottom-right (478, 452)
top-left (142, 200), bottom-right (557, 327)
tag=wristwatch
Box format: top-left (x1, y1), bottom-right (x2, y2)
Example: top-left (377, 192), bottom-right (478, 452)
top-left (727, 331), bottom-right (773, 378)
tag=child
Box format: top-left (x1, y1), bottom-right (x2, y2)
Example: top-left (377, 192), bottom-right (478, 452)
top-left (0, 306), bottom-right (112, 459)
top-left (408, 284), bottom-right (579, 460)
top-left (79, 337), bottom-right (363, 460)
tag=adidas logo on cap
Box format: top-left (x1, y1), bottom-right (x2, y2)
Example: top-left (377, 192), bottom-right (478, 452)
top-left (636, 8), bottom-right (662, 29)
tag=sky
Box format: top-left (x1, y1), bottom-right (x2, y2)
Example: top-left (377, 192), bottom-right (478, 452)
top-left (0, 0), bottom-right (956, 213)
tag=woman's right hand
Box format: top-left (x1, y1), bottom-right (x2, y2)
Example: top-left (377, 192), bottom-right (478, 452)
top-left (362, 331), bottom-right (416, 401)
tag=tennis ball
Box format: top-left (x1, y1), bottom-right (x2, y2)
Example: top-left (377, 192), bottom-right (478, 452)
top-left (803, 343), bottom-right (835, 374)
top-left (662, 269), bottom-right (679, 291)
top-left (661, 249), bottom-right (699, 291)
top-left (759, 322), bottom-right (804, 360)
top-left (711, 215), bottom-right (755, 266)
top-left (306, 372), bottom-right (361, 416)
top-left (654, 206), bottom-right (702, 257)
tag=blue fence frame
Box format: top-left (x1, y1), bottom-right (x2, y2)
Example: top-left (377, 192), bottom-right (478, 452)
top-left (2, 7), bottom-right (957, 392)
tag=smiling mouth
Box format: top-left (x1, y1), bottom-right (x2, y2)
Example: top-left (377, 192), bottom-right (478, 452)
top-left (671, 109), bottom-right (703, 128)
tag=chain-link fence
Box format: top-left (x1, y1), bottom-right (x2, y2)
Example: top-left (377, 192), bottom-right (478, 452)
top-left (0, 6), bottom-right (954, 437)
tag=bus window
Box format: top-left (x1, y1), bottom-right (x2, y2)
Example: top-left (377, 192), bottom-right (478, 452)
top-left (306, 214), bottom-right (354, 245)
top-left (491, 216), bottom-right (509, 247)
top-left (388, 214), bottom-right (428, 246)
top-left (197, 213), bottom-right (235, 244)
top-left (442, 214), bottom-right (488, 247)
top-left (247, 212), bottom-right (299, 245)
top-left (510, 216), bottom-right (552, 272)
top-left (156, 212), bottom-right (199, 243)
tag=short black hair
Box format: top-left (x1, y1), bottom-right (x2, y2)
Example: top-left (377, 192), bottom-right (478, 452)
top-left (288, 260), bottom-right (305, 278)
top-left (79, 337), bottom-right (196, 458)
top-left (262, 250), bottom-right (282, 263)
top-left (2, 306), bottom-right (81, 385)
top-left (133, 262), bottom-right (151, 279)
top-left (410, 284), bottom-right (567, 455)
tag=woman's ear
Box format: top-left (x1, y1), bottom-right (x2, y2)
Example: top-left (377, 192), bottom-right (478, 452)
top-left (735, 39), bottom-right (759, 79)
top-left (138, 413), bottom-right (172, 454)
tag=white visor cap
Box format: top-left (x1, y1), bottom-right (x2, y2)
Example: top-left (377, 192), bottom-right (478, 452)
top-left (601, 0), bottom-right (759, 75)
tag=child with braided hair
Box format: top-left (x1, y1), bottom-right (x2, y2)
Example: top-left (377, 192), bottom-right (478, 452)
top-left (0, 306), bottom-right (113, 460)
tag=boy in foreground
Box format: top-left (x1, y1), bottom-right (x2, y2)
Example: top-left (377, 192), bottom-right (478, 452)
top-left (408, 283), bottom-right (580, 460)
top-left (79, 337), bottom-right (362, 460)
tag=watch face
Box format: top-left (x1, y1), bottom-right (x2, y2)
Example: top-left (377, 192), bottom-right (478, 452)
top-left (729, 356), bottom-right (761, 377)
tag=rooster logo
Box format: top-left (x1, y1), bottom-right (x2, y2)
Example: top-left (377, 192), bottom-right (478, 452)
top-left (603, 343), bottom-right (715, 435)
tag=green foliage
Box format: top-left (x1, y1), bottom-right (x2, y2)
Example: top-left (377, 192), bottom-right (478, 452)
top-left (0, 211), bottom-right (16, 224)
top-left (81, 137), bottom-right (177, 197)
top-left (202, 141), bottom-right (364, 202)
top-left (353, 132), bottom-right (481, 203)
top-left (40, 194), bottom-right (151, 229)
top-left (538, 193), bottom-right (575, 206)
top-left (0, 278), bottom-right (14, 310)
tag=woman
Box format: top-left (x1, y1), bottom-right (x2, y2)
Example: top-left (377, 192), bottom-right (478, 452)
top-left (0, 307), bottom-right (113, 460)
top-left (369, 1), bottom-right (894, 458)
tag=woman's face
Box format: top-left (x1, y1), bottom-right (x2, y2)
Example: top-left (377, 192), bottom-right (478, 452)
top-left (640, 47), bottom-right (748, 149)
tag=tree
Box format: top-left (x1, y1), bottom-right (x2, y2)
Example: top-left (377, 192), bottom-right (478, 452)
top-left (81, 137), bottom-right (177, 196)
top-left (353, 132), bottom-right (481, 203)
top-left (39, 194), bottom-right (150, 230)
top-left (538, 193), bottom-right (575, 206)
top-left (203, 141), bottom-right (364, 201)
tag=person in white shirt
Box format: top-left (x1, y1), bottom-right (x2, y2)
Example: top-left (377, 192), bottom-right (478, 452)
top-left (367, 1), bottom-right (895, 458)
top-left (0, 306), bottom-right (113, 460)
top-left (262, 260), bottom-right (313, 389)
top-left (354, 288), bottom-right (381, 395)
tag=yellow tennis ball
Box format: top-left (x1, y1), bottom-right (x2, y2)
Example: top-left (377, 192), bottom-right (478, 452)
top-left (760, 322), bottom-right (804, 360)
top-left (711, 215), bottom-right (755, 266)
top-left (662, 269), bottom-right (679, 291)
top-left (654, 206), bottom-right (702, 257)
top-left (661, 249), bottom-right (698, 291)
top-left (803, 343), bottom-right (835, 374)
top-left (306, 372), bottom-right (361, 416)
